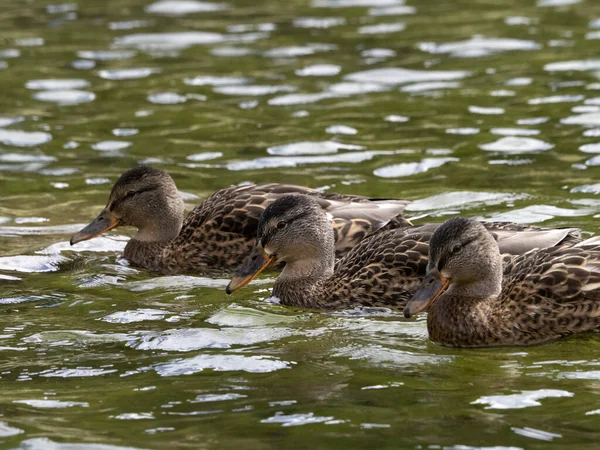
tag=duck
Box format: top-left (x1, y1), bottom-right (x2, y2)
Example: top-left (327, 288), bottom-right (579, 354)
top-left (226, 194), bottom-right (581, 309)
top-left (404, 217), bottom-right (600, 347)
top-left (69, 165), bottom-right (412, 275)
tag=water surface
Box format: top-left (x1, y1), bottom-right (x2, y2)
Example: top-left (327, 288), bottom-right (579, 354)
top-left (2, 0), bottom-right (600, 448)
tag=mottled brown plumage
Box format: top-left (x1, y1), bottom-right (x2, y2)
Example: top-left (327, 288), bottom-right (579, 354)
top-left (70, 165), bottom-right (411, 275)
top-left (228, 195), bottom-right (581, 309)
top-left (405, 217), bottom-right (600, 347)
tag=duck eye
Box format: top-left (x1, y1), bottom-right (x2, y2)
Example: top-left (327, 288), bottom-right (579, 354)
top-left (276, 221), bottom-right (287, 230)
top-left (451, 244), bottom-right (462, 254)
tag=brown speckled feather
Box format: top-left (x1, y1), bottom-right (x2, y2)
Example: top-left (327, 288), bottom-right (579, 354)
top-left (429, 241), bottom-right (600, 347)
top-left (270, 222), bottom-right (580, 309)
top-left (149, 184), bottom-right (410, 274)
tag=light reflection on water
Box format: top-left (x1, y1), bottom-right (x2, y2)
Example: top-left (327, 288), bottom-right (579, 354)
top-left (2, 0), bottom-right (600, 448)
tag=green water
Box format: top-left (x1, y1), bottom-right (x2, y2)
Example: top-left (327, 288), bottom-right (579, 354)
top-left (2, 0), bottom-right (600, 448)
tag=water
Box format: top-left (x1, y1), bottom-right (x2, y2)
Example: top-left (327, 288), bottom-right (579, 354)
top-left (1, 0), bottom-right (600, 448)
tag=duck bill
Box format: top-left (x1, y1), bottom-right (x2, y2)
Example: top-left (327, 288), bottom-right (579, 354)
top-left (404, 273), bottom-right (450, 318)
top-left (226, 246), bottom-right (276, 294)
top-left (70, 208), bottom-right (120, 245)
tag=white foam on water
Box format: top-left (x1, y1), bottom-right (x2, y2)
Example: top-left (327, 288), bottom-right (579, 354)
top-left (570, 183), bottom-right (600, 194)
top-left (26, 79), bottom-right (90, 90)
top-left (0, 129), bottom-right (52, 147)
top-left (0, 274), bottom-right (21, 281)
top-left (226, 150), bottom-right (398, 170)
top-left (0, 421), bottom-right (23, 437)
top-left (358, 22), bottom-right (405, 34)
top-left (267, 140), bottom-right (363, 156)
top-left (491, 128), bottom-right (540, 136)
top-left (345, 67), bottom-right (470, 85)
top-left (326, 125), bottom-right (357, 135)
top-left (147, 92), bottom-right (187, 104)
top-left (296, 64), bottom-right (341, 76)
top-left (268, 92), bottom-right (332, 105)
top-left (517, 117), bottom-right (549, 125)
top-left (505, 77), bottom-right (532, 86)
top-left (528, 95), bottom-right (584, 104)
top-left (505, 16), bottom-right (535, 25)
top-left (13, 399), bottom-right (89, 408)
top-left (0, 49), bottom-right (20, 58)
top-left (557, 370), bottom-right (600, 379)
top-left (33, 90), bottom-right (95, 105)
top-left (109, 20), bottom-right (153, 30)
top-left (0, 152), bottom-right (55, 163)
top-left (332, 344), bottom-right (448, 367)
top-left (489, 159), bottom-right (533, 166)
top-left (401, 81), bottom-right (460, 93)
top-left (471, 389), bottom-right (573, 409)
top-left (227, 23), bottom-right (275, 33)
top-left (92, 140), bottom-right (132, 151)
top-left (40, 368), bottom-right (118, 378)
top-left (490, 89), bottom-right (516, 97)
top-left (313, 0), bottom-right (405, 6)
top-left (145, 0), bottom-right (228, 15)
top-left (488, 204), bottom-right (594, 223)
top-left (579, 143), bottom-right (600, 153)
top-left (326, 82), bottom-right (388, 95)
top-left (214, 85), bottom-right (296, 96)
top-left (43, 236), bottom-right (127, 254)
top-left (561, 112), bottom-right (600, 125)
top-left (369, 5), bottom-right (415, 15)
top-left (76, 50), bottom-right (136, 60)
top-left (206, 305), bottom-right (299, 327)
top-left (374, 157), bottom-right (458, 178)
top-left (102, 309), bottom-right (171, 324)
top-left (469, 105), bottom-right (505, 115)
top-left (385, 115), bottom-right (409, 122)
top-left (419, 36), bottom-right (540, 57)
top-left (113, 32), bottom-right (225, 51)
top-left (0, 255), bottom-right (68, 273)
top-left (98, 68), bottom-right (160, 80)
top-left (0, 117), bottom-right (24, 127)
top-left (46, 3), bottom-right (78, 13)
top-left (72, 60), bottom-right (95, 69)
top-left (574, 105), bottom-right (600, 113)
top-left (124, 275), bottom-right (253, 291)
top-left (113, 413), bottom-right (154, 420)
top-left (511, 427), bottom-right (562, 442)
top-left (545, 59), bottom-right (600, 71)
top-left (293, 17), bottom-right (345, 28)
top-left (0, 223), bottom-right (86, 237)
top-left (584, 128), bottom-right (600, 136)
top-left (186, 152), bottom-right (223, 161)
top-left (113, 128), bottom-right (139, 136)
top-left (538, 0), bottom-right (580, 5)
top-left (446, 127), bottom-right (479, 135)
top-left (407, 191), bottom-right (527, 212)
top-left (210, 47), bottom-right (255, 57)
top-left (261, 412), bottom-right (335, 427)
top-left (13, 438), bottom-right (145, 449)
top-left (154, 354), bottom-right (291, 375)
top-left (190, 393), bottom-right (247, 403)
top-left (479, 137), bottom-right (553, 153)
top-left (129, 326), bottom-right (295, 351)
top-left (361, 48), bottom-right (396, 58)
top-left (183, 75), bottom-right (250, 86)
top-left (263, 44), bottom-right (336, 58)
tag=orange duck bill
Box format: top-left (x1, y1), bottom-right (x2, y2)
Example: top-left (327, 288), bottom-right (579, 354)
top-left (403, 272), bottom-right (450, 318)
top-left (226, 245), bottom-right (277, 294)
top-left (70, 208), bottom-right (120, 245)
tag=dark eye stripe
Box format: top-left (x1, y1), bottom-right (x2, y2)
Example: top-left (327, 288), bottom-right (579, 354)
top-left (260, 210), bottom-right (312, 247)
top-left (437, 235), bottom-right (478, 271)
top-left (110, 185), bottom-right (157, 211)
